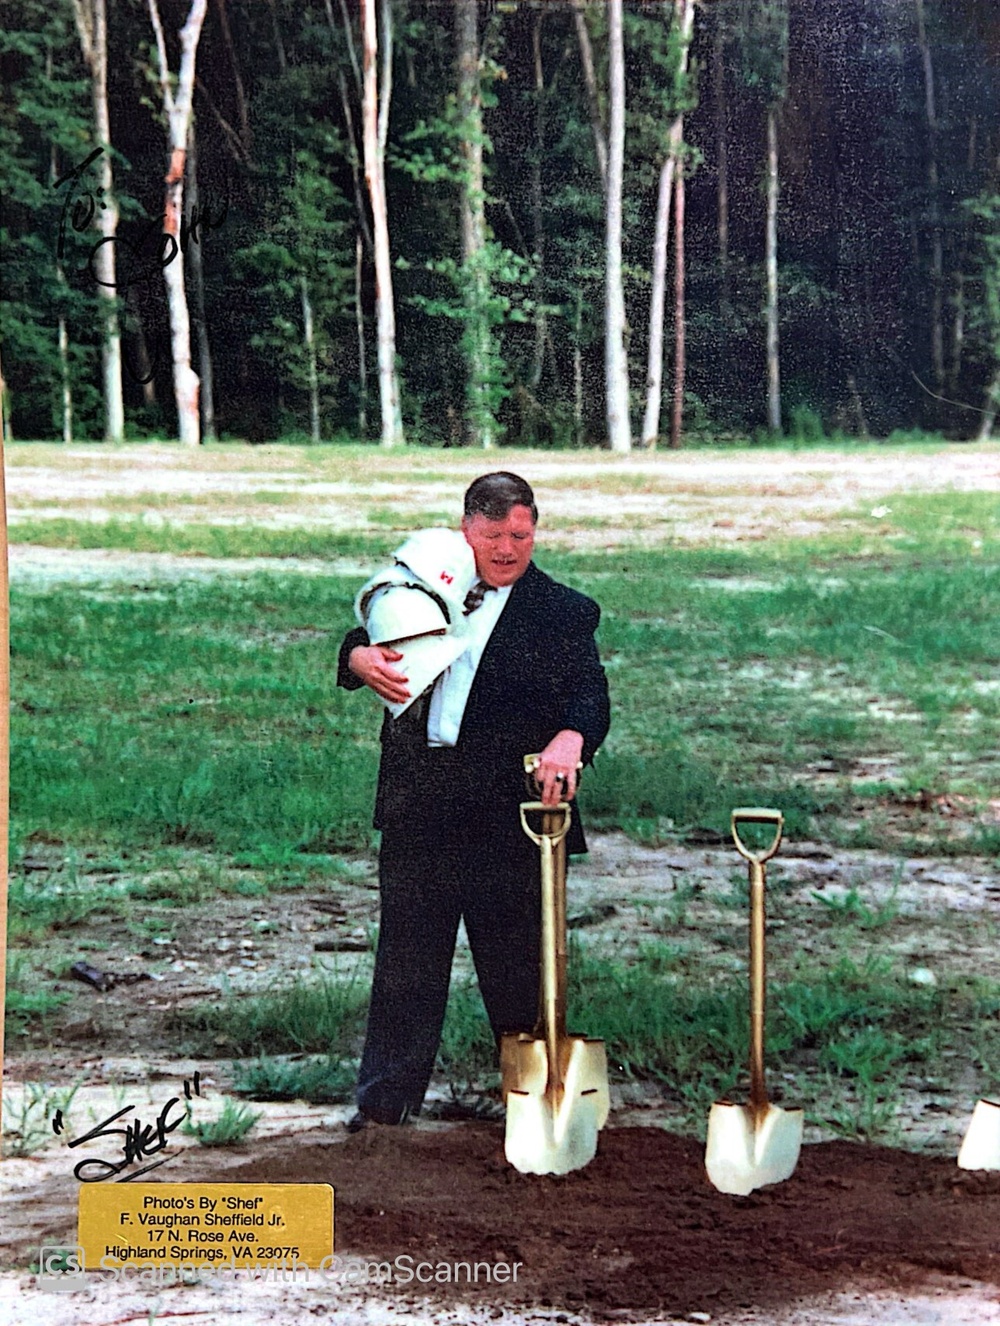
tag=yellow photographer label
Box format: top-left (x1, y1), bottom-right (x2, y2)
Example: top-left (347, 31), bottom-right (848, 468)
top-left (78, 1184), bottom-right (334, 1270)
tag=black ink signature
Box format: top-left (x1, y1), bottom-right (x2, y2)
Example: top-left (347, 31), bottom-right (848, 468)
top-left (53, 148), bottom-right (228, 385)
top-left (57, 1073), bottom-right (203, 1183)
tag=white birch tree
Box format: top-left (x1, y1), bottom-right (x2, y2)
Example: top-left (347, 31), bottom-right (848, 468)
top-left (642, 0), bottom-right (695, 448)
top-left (361, 0), bottom-right (404, 447)
top-left (605, 0), bottom-right (631, 453)
top-left (147, 0), bottom-right (208, 447)
top-left (70, 0), bottom-right (125, 442)
top-left (456, 0), bottom-right (495, 448)
top-left (765, 104), bottom-right (781, 433)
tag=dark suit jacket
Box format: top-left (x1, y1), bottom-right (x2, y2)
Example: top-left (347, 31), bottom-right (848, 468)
top-left (338, 560), bottom-right (610, 857)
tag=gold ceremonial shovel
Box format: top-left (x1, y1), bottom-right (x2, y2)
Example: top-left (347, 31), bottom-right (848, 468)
top-left (705, 807), bottom-right (803, 1196)
top-left (501, 797), bottom-right (610, 1176)
top-left (958, 1099), bottom-right (1000, 1170)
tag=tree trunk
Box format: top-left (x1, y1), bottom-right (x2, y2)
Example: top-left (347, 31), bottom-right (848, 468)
top-left (641, 152), bottom-right (675, 449)
top-left (0, 342), bottom-right (11, 445)
top-left (71, 0), bottom-right (125, 442)
top-left (847, 373), bottom-right (870, 440)
top-left (50, 128), bottom-right (74, 445)
top-left (572, 0), bottom-right (607, 193)
top-left (605, 0), bottom-right (631, 453)
top-left (456, 0), bottom-right (494, 448)
top-left (573, 293), bottom-right (585, 448)
top-left (300, 275), bottom-right (321, 443)
top-left (670, 166), bottom-right (686, 449)
top-left (324, 0), bottom-right (374, 256)
top-left (212, 0), bottom-right (250, 153)
top-left (530, 9), bottom-right (546, 394)
top-left (355, 233), bottom-right (368, 438)
top-left (185, 118), bottom-right (217, 442)
top-left (148, 0), bottom-right (208, 446)
top-left (714, 12), bottom-right (730, 312)
top-left (915, 0), bottom-right (945, 391)
top-left (267, 0), bottom-right (287, 73)
top-left (128, 302), bottom-right (158, 407)
top-left (765, 106), bottom-right (781, 434)
top-left (979, 367), bottom-right (1000, 441)
top-left (361, 0), bottom-right (404, 446)
top-left (950, 116), bottom-right (978, 390)
top-left (642, 0), bottom-right (694, 448)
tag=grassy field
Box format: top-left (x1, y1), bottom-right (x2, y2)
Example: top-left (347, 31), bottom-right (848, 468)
top-left (9, 488), bottom-right (999, 858)
top-left (5, 442), bottom-right (1000, 1146)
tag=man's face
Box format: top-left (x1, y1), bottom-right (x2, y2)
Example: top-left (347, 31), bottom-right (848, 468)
top-left (461, 504), bottom-right (536, 588)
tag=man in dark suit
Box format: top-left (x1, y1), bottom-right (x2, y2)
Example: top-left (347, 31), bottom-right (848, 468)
top-left (338, 472), bottom-right (611, 1126)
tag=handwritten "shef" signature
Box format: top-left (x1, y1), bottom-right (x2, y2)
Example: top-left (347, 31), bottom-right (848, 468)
top-left (54, 1072), bottom-right (203, 1183)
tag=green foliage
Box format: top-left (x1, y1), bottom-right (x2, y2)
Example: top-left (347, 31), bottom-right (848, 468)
top-left (180, 970), bottom-right (369, 1056)
top-left (811, 884), bottom-right (900, 931)
top-left (181, 1097), bottom-right (262, 1147)
top-left (734, 0), bottom-right (789, 103)
top-left (4, 951), bottom-right (71, 1033)
top-left (0, 3), bottom-right (103, 439)
top-left (965, 190), bottom-right (1000, 388)
top-left (1, 1079), bottom-right (79, 1156)
top-left (231, 1055), bottom-right (356, 1104)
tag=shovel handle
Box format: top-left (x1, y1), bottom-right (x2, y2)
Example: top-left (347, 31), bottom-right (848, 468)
top-left (519, 800), bottom-right (572, 846)
top-left (731, 808), bottom-right (783, 1117)
top-left (731, 807), bottom-right (783, 864)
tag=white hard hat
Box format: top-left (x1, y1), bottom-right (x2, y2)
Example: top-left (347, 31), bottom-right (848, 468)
top-left (361, 582), bottom-right (450, 646)
top-left (381, 633), bottom-right (470, 719)
top-left (354, 577), bottom-right (472, 718)
top-left (393, 528), bottom-right (477, 618)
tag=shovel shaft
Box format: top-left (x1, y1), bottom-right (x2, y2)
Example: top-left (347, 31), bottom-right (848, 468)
top-left (748, 858), bottom-right (767, 1115)
top-left (540, 823), bottom-right (568, 1095)
top-left (520, 802), bottom-right (572, 1101)
top-left (731, 809), bottom-right (783, 1119)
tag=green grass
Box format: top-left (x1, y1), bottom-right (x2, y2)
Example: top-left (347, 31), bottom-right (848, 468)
top-left (230, 1055), bottom-right (356, 1104)
top-left (9, 505), bottom-right (1000, 859)
top-left (176, 945), bottom-right (1000, 1141)
top-left (178, 968), bottom-right (370, 1056)
top-left (4, 952), bottom-right (71, 1032)
top-left (9, 516), bottom-right (393, 561)
top-left (181, 1097), bottom-right (262, 1146)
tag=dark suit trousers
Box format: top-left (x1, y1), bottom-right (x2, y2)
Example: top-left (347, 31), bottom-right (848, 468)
top-left (356, 804), bottom-right (541, 1123)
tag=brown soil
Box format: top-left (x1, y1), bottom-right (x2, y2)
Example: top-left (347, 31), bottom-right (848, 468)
top-left (228, 1126), bottom-right (1000, 1318)
top-left (9, 1119), bottom-right (1000, 1321)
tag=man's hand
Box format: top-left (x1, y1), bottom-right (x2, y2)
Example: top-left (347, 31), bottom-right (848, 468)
top-left (349, 644), bottom-right (411, 705)
top-left (536, 729), bottom-right (585, 806)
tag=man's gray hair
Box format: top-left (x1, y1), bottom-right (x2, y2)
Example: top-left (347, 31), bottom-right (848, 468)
top-left (463, 472), bottom-right (538, 524)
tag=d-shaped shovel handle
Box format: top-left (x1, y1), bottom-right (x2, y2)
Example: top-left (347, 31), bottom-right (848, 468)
top-left (519, 801), bottom-right (572, 846)
top-left (731, 807), bottom-right (784, 863)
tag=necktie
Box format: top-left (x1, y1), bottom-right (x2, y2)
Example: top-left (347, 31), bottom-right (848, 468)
top-left (463, 580), bottom-right (494, 614)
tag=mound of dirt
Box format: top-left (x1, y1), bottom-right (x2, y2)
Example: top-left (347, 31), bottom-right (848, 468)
top-left (201, 1123), bottom-right (1000, 1319)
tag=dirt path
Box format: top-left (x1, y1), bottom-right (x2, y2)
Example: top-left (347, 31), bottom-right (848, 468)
top-left (6, 440), bottom-right (999, 547)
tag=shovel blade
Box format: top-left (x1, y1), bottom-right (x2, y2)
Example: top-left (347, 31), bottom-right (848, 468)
top-left (705, 1099), bottom-right (804, 1196)
top-left (501, 1035), bottom-right (610, 1175)
top-left (957, 1098), bottom-right (1000, 1170)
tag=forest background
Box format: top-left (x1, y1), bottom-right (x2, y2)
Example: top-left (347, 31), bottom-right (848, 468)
top-left (2, 0), bottom-right (1000, 453)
